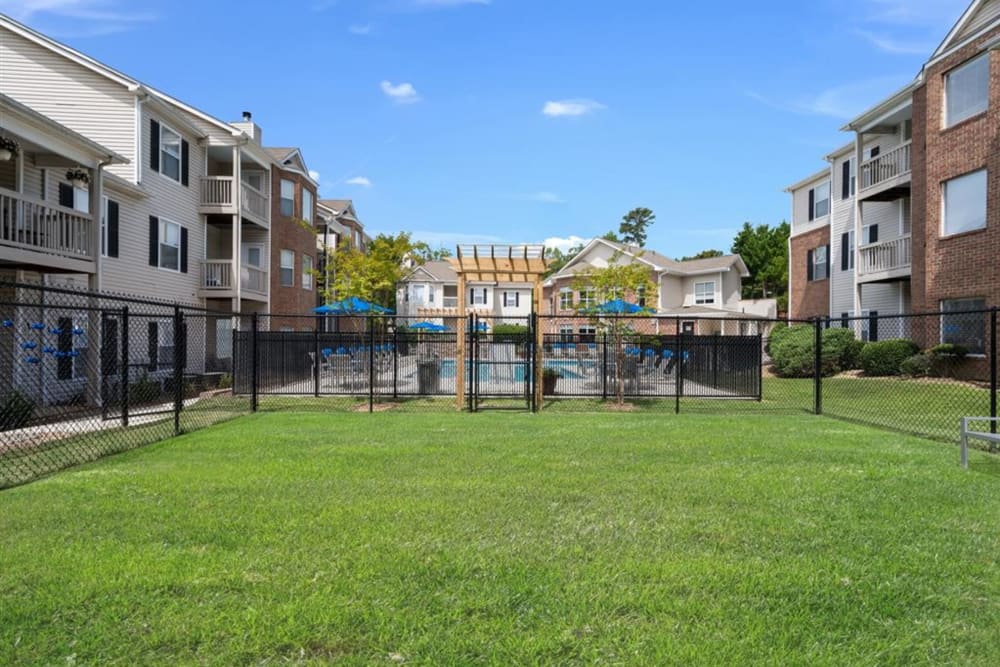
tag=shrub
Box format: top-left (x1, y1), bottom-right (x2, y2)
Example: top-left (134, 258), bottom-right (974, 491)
top-left (766, 322), bottom-right (790, 355)
top-left (217, 372), bottom-right (233, 389)
top-left (900, 353), bottom-right (932, 378)
top-left (0, 391), bottom-right (35, 431)
top-left (929, 343), bottom-right (968, 358)
top-left (770, 325), bottom-right (863, 378)
top-left (129, 373), bottom-right (161, 405)
top-left (859, 339), bottom-right (920, 376)
top-left (492, 324), bottom-right (529, 344)
top-left (824, 328), bottom-right (865, 371)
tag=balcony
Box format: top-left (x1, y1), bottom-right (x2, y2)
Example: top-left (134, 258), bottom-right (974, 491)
top-left (199, 177), bottom-right (269, 227)
top-left (199, 260), bottom-right (268, 302)
top-left (859, 141), bottom-right (911, 202)
top-left (0, 187), bottom-right (96, 273)
top-left (857, 235), bottom-right (911, 283)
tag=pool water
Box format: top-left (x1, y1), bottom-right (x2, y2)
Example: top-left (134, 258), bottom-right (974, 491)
top-left (438, 359), bottom-right (588, 382)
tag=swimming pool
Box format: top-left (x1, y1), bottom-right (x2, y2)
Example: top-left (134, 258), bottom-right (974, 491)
top-left (438, 359), bottom-right (589, 382)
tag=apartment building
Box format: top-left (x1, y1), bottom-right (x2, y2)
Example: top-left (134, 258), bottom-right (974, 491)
top-left (396, 260), bottom-right (534, 327)
top-left (265, 147), bottom-right (318, 330)
top-left (542, 239), bottom-right (774, 337)
top-left (787, 0), bottom-right (999, 356)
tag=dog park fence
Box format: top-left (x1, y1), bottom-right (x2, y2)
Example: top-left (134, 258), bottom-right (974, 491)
top-left (1, 280), bottom-right (997, 489)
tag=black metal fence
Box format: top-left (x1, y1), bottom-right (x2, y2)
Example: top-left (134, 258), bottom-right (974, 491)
top-left (0, 281), bottom-right (248, 489)
top-left (2, 281), bottom-right (998, 489)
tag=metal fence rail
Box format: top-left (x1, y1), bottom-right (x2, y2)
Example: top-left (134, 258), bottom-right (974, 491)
top-left (2, 281), bottom-right (998, 489)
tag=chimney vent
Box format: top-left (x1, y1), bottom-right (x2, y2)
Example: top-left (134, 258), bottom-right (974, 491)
top-left (242, 111), bottom-right (252, 121)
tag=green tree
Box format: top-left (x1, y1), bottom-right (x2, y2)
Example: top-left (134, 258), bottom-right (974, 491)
top-left (678, 249), bottom-right (724, 262)
top-left (544, 242), bottom-right (585, 277)
top-left (412, 244), bottom-right (453, 262)
top-left (731, 221), bottom-right (790, 302)
top-left (319, 232), bottom-right (426, 309)
top-left (600, 230), bottom-right (621, 243)
top-left (618, 207), bottom-right (656, 247)
top-left (573, 252), bottom-right (658, 405)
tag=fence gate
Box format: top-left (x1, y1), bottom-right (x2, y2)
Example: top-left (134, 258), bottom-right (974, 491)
top-left (468, 314), bottom-right (534, 412)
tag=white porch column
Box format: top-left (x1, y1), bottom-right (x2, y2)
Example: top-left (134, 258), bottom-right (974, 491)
top-left (232, 145), bottom-right (242, 311)
top-left (852, 132), bottom-right (864, 328)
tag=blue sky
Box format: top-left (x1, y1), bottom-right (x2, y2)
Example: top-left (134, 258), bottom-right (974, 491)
top-left (1, 0), bottom-right (970, 256)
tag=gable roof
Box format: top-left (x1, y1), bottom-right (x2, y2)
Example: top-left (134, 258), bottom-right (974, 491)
top-left (931, 0), bottom-right (997, 61)
top-left (403, 261), bottom-right (457, 283)
top-left (549, 238), bottom-right (749, 282)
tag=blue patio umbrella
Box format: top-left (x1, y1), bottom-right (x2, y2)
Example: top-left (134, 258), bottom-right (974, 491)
top-left (411, 321), bottom-right (448, 332)
top-left (590, 299), bottom-right (648, 315)
top-left (313, 296), bottom-right (393, 315)
top-left (474, 321), bottom-right (489, 332)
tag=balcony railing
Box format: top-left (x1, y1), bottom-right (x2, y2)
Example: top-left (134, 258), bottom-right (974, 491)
top-left (858, 235), bottom-right (911, 277)
top-left (199, 176), bottom-right (269, 224)
top-left (442, 297), bottom-right (458, 308)
top-left (0, 187), bottom-right (93, 262)
top-left (860, 141), bottom-right (911, 192)
top-left (201, 260), bottom-right (268, 296)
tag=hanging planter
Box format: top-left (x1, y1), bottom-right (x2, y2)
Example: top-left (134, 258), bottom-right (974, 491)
top-left (65, 167), bottom-right (90, 189)
top-left (0, 136), bottom-right (19, 162)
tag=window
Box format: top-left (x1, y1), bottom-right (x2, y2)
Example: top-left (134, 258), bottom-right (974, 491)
top-left (72, 187), bottom-right (88, 213)
top-left (559, 288), bottom-right (573, 310)
top-left (941, 298), bottom-right (987, 355)
top-left (579, 289), bottom-right (596, 308)
top-left (302, 189), bottom-right (313, 224)
top-left (147, 320), bottom-right (174, 372)
top-left (841, 160), bottom-right (856, 199)
top-left (302, 255), bottom-right (313, 290)
top-left (158, 219), bottom-right (181, 271)
top-left (160, 125), bottom-right (182, 182)
top-left (808, 245), bottom-right (829, 281)
top-left (637, 286), bottom-right (647, 307)
top-left (559, 326), bottom-right (574, 343)
top-left (411, 285), bottom-right (426, 306)
top-left (943, 169), bottom-right (987, 236)
top-left (280, 179), bottom-right (294, 217)
top-left (578, 326), bottom-right (596, 343)
top-left (861, 223), bottom-right (878, 245)
top-left (470, 288), bottom-right (488, 306)
top-left (842, 231), bottom-right (855, 271)
top-left (809, 182), bottom-right (830, 220)
top-left (100, 196), bottom-right (109, 257)
top-left (694, 281), bottom-right (715, 305)
top-left (945, 53), bottom-right (989, 127)
top-left (503, 291), bottom-right (520, 307)
top-left (280, 249), bottom-right (294, 286)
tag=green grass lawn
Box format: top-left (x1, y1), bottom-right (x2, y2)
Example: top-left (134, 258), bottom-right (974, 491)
top-left (2, 412), bottom-right (1000, 665)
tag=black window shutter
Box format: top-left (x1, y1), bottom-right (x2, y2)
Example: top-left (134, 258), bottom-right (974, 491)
top-left (181, 139), bottom-right (189, 187)
top-left (58, 183), bottom-right (74, 208)
top-left (870, 146), bottom-right (880, 158)
top-left (180, 227), bottom-right (189, 273)
top-left (148, 216), bottom-right (159, 267)
top-left (482, 288), bottom-right (487, 304)
top-left (148, 321), bottom-right (158, 371)
top-left (869, 311), bottom-right (879, 342)
top-left (807, 250), bottom-right (814, 281)
top-left (57, 316), bottom-right (73, 380)
top-left (515, 292), bottom-right (520, 307)
top-left (808, 189), bottom-right (815, 221)
top-left (107, 200), bottom-right (119, 258)
top-left (841, 313), bottom-right (849, 327)
top-left (150, 119), bottom-right (160, 172)
top-left (470, 288), bottom-right (475, 302)
top-left (842, 161), bottom-right (851, 199)
top-left (869, 224), bottom-right (879, 243)
top-left (841, 232), bottom-right (850, 271)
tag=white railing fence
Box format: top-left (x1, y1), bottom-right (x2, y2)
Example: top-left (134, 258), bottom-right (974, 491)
top-left (859, 235), bottom-right (911, 275)
top-left (861, 141), bottom-right (911, 191)
top-left (0, 187), bottom-right (93, 260)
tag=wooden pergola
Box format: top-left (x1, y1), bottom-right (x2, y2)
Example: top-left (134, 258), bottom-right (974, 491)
top-left (448, 244), bottom-right (548, 409)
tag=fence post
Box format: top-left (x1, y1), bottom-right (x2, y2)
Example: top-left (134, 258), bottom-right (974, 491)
top-left (251, 312), bottom-right (259, 413)
top-left (814, 317), bottom-right (823, 415)
top-left (991, 308), bottom-right (997, 434)
top-left (120, 306), bottom-right (129, 428)
top-left (313, 319), bottom-right (320, 398)
top-left (675, 317), bottom-right (682, 415)
top-left (530, 313), bottom-right (537, 413)
top-left (393, 322), bottom-right (399, 400)
top-left (173, 306), bottom-right (183, 436)
top-left (601, 336), bottom-right (608, 400)
top-left (757, 331), bottom-right (764, 402)
top-left (368, 317), bottom-right (375, 413)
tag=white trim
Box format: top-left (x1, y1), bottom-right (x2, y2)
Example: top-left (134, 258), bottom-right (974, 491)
top-left (157, 217), bottom-right (182, 273)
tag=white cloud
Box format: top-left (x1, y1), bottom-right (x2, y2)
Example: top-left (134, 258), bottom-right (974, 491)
top-left (346, 176), bottom-right (372, 187)
top-left (381, 80), bottom-right (421, 104)
top-left (349, 23), bottom-right (371, 35)
top-left (542, 235), bottom-right (588, 253)
top-left (746, 76), bottom-right (909, 119)
top-left (524, 191), bottom-right (565, 204)
top-left (308, 170), bottom-right (321, 183)
top-left (375, 230), bottom-right (507, 247)
top-left (853, 29), bottom-right (930, 55)
top-left (542, 99), bottom-right (606, 118)
top-left (411, 0), bottom-right (490, 7)
top-left (0, 0), bottom-right (155, 31)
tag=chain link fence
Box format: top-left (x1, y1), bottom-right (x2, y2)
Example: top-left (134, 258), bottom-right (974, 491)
top-left (2, 281), bottom-right (997, 489)
top-left (0, 281), bottom-right (247, 489)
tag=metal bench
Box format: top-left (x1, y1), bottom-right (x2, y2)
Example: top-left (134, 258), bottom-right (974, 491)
top-left (961, 417), bottom-right (1000, 468)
